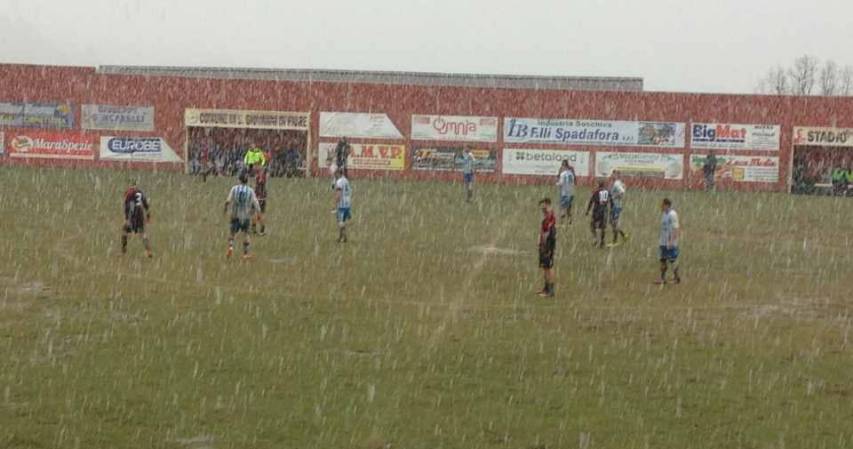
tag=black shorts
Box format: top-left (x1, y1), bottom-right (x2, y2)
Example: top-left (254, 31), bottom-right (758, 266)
top-left (230, 218), bottom-right (250, 234)
top-left (592, 212), bottom-right (606, 229)
top-left (539, 251), bottom-right (554, 269)
top-left (258, 198), bottom-right (267, 213)
top-left (124, 215), bottom-right (145, 234)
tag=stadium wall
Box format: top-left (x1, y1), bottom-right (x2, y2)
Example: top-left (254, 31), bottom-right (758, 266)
top-left (2, 63), bottom-right (853, 192)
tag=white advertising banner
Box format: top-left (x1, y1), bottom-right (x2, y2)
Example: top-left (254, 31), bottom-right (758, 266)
top-left (185, 109), bottom-right (309, 130)
top-left (82, 105), bottom-right (155, 131)
top-left (99, 136), bottom-right (183, 162)
top-left (411, 114), bottom-right (498, 142)
top-left (502, 148), bottom-right (590, 177)
top-left (0, 131), bottom-right (4, 155)
top-left (595, 152), bottom-right (684, 180)
top-left (504, 117), bottom-right (686, 148)
top-left (793, 127), bottom-right (853, 147)
top-left (319, 112), bottom-right (402, 139)
top-left (690, 154), bottom-right (779, 183)
top-left (690, 123), bottom-right (780, 151)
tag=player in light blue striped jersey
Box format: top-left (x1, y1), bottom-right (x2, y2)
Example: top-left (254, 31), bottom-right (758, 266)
top-left (461, 147), bottom-right (475, 203)
top-left (224, 172), bottom-right (261, 259)
top-left (556, 160), bottom-right (576, 224)
top-left (334, 169), bottom-right (353, 243)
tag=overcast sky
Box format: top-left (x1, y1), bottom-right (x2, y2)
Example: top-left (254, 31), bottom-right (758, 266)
top-left (1, 0), bottom-right (851, 93)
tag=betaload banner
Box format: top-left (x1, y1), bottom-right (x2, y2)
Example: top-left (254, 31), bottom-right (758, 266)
top-left (319, 112), bottom-right (403, 139)
top-left (0, 102), bottom-right (74, 129)
top-left (504, 117), bottom-right (686, 148)
top-left (690, 154), bottom-right (779, 183)
top-left (793, 127), bottom-right (853, 147)
top-left (7, 131), bottom-right (95, 160)
top-left (501, 148), bottom-right (590, 177)
top-left (318, 143), bottom-right (405, 171)
top-left (99, 137), bottom-right (183, 162)
top-left (185, 109), bottom-right (309, 130)
top-left (82, 105), bottom-right (155, 131)
top-left (411, 115), bottom-right (498, 142)
top-left (411, 147), bottom-right (497, 172)
top-left (595, 152), bottom-right (684, 180)
top-left (690, 123), bottom-right (780, 151)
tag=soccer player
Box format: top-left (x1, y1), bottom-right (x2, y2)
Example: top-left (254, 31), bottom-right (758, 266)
top-left (224, 172), bottom-right (261, 259)
top-left (537, 198), bottom-right (557, 297)
top-left (608, 171), bottom-right (628, 245)
top-left (121, 181), bottom-right (153, 258)
top-left (556, 160), bottom-right (575, 223)
top-left (702, 151), bottom-right (718, 192)
top-left (462, 147), bottom-right (475, 202)
top-left (335, 138), bottom-right (351, 178)
top-left (656, 198), bottom-right (681, 285)
top-left (334, 169), bottom-right (353, 243)
top-left (250, 164), bottom-right (268, 236)
top-left (585, 181), bottom-right (612, 248)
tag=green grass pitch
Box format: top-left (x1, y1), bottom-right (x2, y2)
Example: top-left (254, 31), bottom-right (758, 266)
top-left (1, 166), bottom-right (852, 449)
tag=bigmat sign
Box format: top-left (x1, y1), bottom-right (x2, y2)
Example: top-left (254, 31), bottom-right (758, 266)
top-left (7, 131), bottom-right (94, 159)
top-left (690, 123), bottom-right (780, 151)
top-left (185, 109), bottom-right (309, 130)
top-left (0, 102), bottom-right (74, 128)
top-left (411, 115), bottom-right (498, 142)
top-left (502, 148), bottom-right (590, 177)
top-left (793, 127), bottom-right (853, 147)
top-left (99, 137), bottom-right (182, 162)
top-left (504, 118), bottom-right (685, 148)
top-left (318, 143), bottom-right (405, 171)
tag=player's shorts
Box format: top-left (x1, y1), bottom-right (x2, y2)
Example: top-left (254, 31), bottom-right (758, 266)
top-left (592, 211), bottom-right (607, 229)
top-left (560, 195), bottom-right (573, 210)
top-left (124, 215), bottom-right (145, 234)
top-left (337, 207), bottom-right (352, 223)
top-left (539, 250), bottom-right (554, 269)
top-left (230, 218), bottom-right (250, 234)
top-left (258, 198), bottom-right (267, 213)
top-left (659, 245), bottom-right (679, 262)
top-left (463, 173), bottom-right (474, 184)
top-left (611, 207), bottom-right (622, 224)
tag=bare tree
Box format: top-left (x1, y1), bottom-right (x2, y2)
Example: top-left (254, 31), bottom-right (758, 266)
top-left (756, 56), bottom-right (852, 96)
top-left (788, 55), bottom-right (818, 95)
top-left (756, 66), bottom-right (789, 95)
top-left (841, 66), bottom-right (853, 96)
top-left (819, 60), bottom-right (838, 96)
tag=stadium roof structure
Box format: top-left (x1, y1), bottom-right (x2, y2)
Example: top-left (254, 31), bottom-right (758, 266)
top-left (97, 66), bottom-right (643, 92)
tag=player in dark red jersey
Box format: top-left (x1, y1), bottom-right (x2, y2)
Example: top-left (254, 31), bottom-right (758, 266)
top-left (121, 181), bottom-right (153, 257)
top-left (250, 164), bottom-right (268, 235)
top-left (537, 198), bottom-right (557, 297)
top-left (585, 181), bottom-right (613, 248)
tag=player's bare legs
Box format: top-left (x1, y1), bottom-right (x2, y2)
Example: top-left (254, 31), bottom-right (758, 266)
top-left (141, 232), bottom-right (153, 258)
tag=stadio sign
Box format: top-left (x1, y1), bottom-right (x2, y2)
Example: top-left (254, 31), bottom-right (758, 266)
top-left (99, 136), bottom-right (182, 162)
top-left (793, 127), bottom-right (853, 147)
top-left (690, 123), bottom-right (780, 151)
top-left (411, 114), bottom-right (498, 142)
top-left (7, 131), bottom-right (94, 159)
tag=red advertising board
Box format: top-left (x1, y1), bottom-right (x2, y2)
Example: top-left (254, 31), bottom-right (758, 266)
top-left (7, 131), bottom-right (95, 160)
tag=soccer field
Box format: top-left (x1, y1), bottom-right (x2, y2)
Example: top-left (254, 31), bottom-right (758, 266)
top-left (1, 166), bottom-right (852, 449)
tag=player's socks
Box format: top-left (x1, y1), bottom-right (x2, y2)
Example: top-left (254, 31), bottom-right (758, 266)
top-left (243, 241), bottom-right (250, 255)
top-left (121, 235), bottom-right (128, 253)
top-left (259, 224), bottom-right (266, 235)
